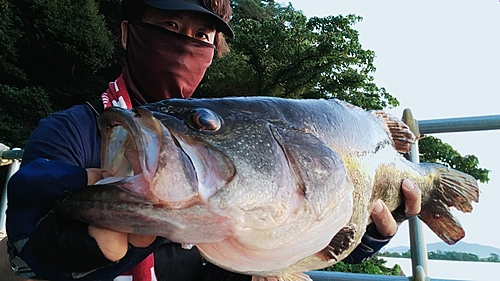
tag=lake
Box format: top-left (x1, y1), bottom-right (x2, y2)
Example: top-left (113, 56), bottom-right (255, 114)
top-left (382, 257), bottom-right (500, 281)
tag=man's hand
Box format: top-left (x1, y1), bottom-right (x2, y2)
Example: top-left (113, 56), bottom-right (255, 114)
top-left (86, 168), bottom-right (156, 262)
top-left (86, 168), bottom-right (106, 186)
top-left (371, 179), bottom-right (421, 237)
top-left (88, 226), bottom-right (157, 262)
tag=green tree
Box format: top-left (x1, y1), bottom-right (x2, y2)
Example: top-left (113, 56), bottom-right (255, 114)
top-left (419, 136), bottom-right (490, 183)
top-left (381, 250), bottom-right (500, 263)
top-left (485, 253), bottom-right (500, 263)
top-left (322, 257), bottom-right (403, 276)
top-left (0, 0), bottom-right (117, 148)
top-left (0, 0), bottom-right (119, 190)
top-left (0, 85), bottom-right (53, 148)
top-left (0, 0), bottom-right (25, 82)
top-left (427, 250), bottom-right (481, 261)
top-left (200, 0), bottom-right (397, 110)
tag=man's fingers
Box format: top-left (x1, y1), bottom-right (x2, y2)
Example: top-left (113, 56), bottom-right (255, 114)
top-left (88, 225), bottom-right (128, 262)
top-left (128, 234), bottom-right (156, 248)
top-left (102, 170), bottom-right (113, 178)
top-left (86, 168), bottom-right (105, 185)
top-left (371, 199), bottom-right (398, 237)
top-left (402, 179), bottom-right (421, 216)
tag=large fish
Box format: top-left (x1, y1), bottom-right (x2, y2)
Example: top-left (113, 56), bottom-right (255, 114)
top-left (59, 97), bottom-right (479, 281)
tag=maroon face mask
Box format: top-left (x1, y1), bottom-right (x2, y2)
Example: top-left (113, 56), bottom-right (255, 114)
top-left (123, 21), bottom-right (215, 105)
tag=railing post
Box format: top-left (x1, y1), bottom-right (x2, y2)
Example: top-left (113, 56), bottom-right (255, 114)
top-left (402, 109), bottom-right (429, 281)
top-left (0, 147), bottom-right (23, 233)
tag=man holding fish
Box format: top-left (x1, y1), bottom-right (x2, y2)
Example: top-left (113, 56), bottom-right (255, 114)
top-left (1, 0), bottom-right (421, 280)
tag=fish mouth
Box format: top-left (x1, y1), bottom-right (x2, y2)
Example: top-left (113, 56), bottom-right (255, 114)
top-left (98, 107), bottom-right (166, 202)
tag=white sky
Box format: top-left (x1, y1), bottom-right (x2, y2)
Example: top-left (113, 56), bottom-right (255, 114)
top-left (284, 0), bottom-right (500, 249)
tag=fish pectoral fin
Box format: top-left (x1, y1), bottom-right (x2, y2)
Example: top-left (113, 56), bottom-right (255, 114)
top-left (251, 272), bottom-right (313, 281)
top-left (317, 223), bottom-right (357, 262)
top-left (270, 127), bottom-right (352, 220)
top-left (420, 164), bottom-right (479, 245)
top-left (371, 110), bottom-right (416, 153)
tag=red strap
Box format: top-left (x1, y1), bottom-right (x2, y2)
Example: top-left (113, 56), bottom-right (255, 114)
top-left (116, 253), bottom-right (156, 281)
top-left (105, 75), bottom-right (155, 281)
top-left (101, 75), bottom-right (133, 109)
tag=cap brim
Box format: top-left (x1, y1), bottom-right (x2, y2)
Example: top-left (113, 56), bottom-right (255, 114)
top-left (143, 0), bottom-right (234, 37)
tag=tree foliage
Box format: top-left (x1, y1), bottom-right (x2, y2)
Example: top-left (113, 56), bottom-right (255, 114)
top-left (381, 250), bottom-right (500, 263)
top-left (199, 0), bottom-right (398, 110)
top-left (0, 0), bottom-right (25, 81)
top-left (0, 85), bottom-right (53, 148)
top-left (419, 136), bottom-right (490, 183)
top-left (0, 0), bottom-right (119, 148)
top-left (321, 257), bottom-right (403, 276)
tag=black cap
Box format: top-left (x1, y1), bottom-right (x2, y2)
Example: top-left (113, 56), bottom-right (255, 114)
top-left (143, 0), bottom-right (234, 37)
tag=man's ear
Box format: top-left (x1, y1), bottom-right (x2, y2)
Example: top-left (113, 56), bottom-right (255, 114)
top-left (121, 20), bottom-right (128, 50)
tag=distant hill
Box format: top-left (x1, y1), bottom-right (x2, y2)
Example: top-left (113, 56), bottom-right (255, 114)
top-left (383, 242), bottom-right (500, 259)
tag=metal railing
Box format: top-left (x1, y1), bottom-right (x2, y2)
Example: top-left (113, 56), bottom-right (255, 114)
top-left (401, 111), bottom-right (500, 281)
top-left (0, 146), bottom-right (23, 233)
top-left (307, 271), bottom-right (459, 281)
top-left (0, 111), bottom-right (498, 280)
top-left (402, 109), bottom-right (429, 281)
top-left (417, 114), bottom-right (500, 134)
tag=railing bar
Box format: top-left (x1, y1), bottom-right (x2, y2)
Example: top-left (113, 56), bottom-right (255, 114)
top-left (0, 160), bottom-right (21, 233)
top-left (1, 149), bottom-right (24, 160)
top-left (307, 271), bottom-right (410, 280)
top-left (307, 270), bottom-right (460, 281)
top-left (417, 114), bottom-right (500, 135)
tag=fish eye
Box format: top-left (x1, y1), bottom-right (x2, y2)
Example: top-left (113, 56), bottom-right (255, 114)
top-left (187, 108), bottom-right (222, 132)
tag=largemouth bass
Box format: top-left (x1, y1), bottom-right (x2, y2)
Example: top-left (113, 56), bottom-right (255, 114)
top-left (59, 97), bottom-right (479, 281)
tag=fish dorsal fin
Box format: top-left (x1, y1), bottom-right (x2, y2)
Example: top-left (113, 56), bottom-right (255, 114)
top-left (371, 110), bottom-right (416, 154)
top-left (251, 272), bottom-right (313, 281)
top-left (316, 224), bottom-right (357, 262)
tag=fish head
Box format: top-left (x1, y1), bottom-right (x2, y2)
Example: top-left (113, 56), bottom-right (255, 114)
top-left (99, 102), bottom-right (242, 208)
top-left (98, 98), bottom-right (304, 208)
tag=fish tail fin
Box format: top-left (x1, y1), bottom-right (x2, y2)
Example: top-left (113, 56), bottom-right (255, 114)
top-left (371, 110), bottom-right (416, 153)
top-left (419, 164), bottom-right (479, 245)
